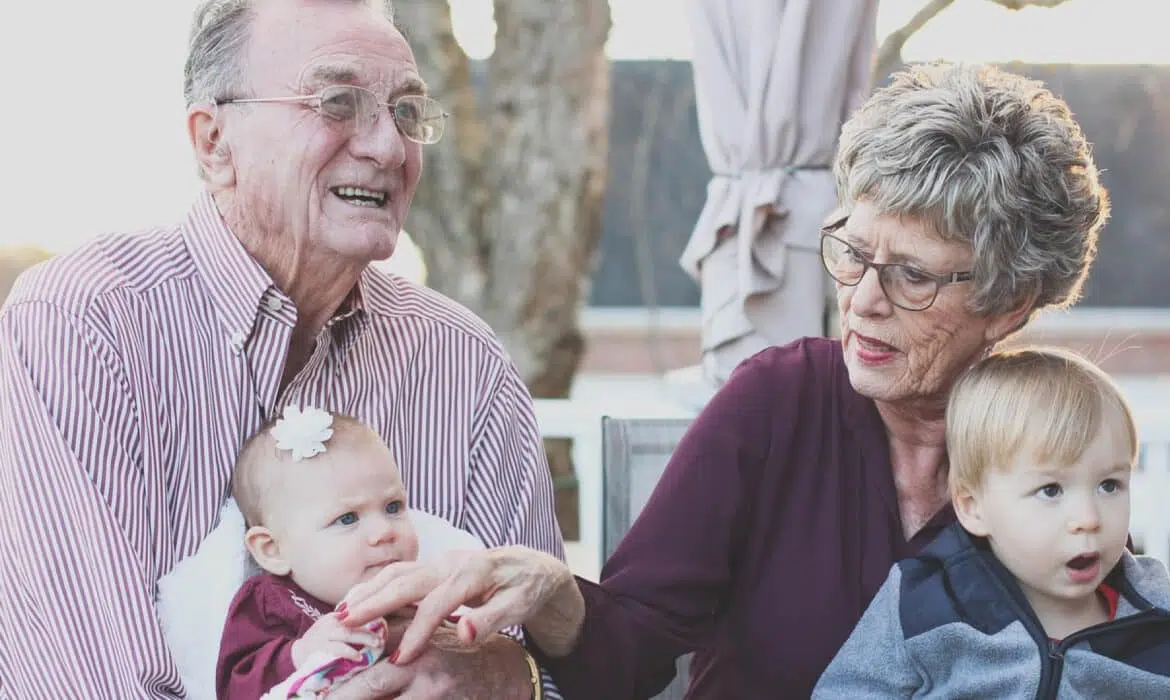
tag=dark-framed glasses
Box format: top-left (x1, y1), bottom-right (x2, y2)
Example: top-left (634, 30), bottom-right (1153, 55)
top-left (819, 220), bottom-right (973, 312)
top-left (216, 85), bottom-right (449, 145)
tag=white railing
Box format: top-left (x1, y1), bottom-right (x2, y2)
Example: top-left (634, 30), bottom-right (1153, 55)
top-left (536, 379), bottom-right (1170, 581)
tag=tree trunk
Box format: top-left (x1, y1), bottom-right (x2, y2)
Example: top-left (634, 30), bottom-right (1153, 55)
top-left (398, 1), bottom-right (613, 538)
top-left (873, 0), bottom-right (1077, 85)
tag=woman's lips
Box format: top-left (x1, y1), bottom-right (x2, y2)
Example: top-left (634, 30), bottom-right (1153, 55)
top-left (851, 333), bottom-right (899, 364)
top-left (854, 333), bottom-right (898, 352)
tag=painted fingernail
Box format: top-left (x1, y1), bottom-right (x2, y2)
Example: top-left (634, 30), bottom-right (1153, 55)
top-left (336, 602), bottom-right (348, 615)
top-left (389, 649), bottom-right (400, 665)
top-left (465, 620), bottom-right (478, 641)
top-left (445, 614), bottom-right (461, 624)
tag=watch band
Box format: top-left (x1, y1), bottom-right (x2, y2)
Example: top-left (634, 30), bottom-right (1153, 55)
top-left (523, 646), bottom-right (544, 700)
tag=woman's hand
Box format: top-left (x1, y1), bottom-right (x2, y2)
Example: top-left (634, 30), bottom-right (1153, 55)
top-left (339, 545), bottom-right (586, 664)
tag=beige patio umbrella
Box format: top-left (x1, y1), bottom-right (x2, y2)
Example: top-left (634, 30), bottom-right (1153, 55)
top-left (680, 0), bottom-right (879, 386)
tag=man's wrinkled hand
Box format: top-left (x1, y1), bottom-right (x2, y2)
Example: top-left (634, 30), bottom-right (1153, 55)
top-left (328, 622), bottom-right (533, 700)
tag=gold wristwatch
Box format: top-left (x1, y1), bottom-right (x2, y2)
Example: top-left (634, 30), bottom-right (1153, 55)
top-left (523, 647), bottom-right (543, 700)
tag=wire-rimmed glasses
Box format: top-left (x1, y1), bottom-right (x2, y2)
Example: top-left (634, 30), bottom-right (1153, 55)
top-left (819, 218), bottom-right (973, 312)
top-left (216, 85), bottom-right (449, 145)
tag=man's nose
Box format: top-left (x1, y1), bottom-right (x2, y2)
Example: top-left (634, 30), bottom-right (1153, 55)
top-left (350, 109), bottom-right (408, 167)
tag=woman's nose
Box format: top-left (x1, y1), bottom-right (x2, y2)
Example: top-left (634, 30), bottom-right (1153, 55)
top-left (848, 267), bottom-right (892, 316)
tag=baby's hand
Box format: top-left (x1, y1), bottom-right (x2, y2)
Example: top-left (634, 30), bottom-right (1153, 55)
top-left (290, 613), bottom-right (385, 669)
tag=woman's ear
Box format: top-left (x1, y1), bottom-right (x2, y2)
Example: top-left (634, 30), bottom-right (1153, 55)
top-left (983, 291), bottom-right (1039, 346)
top-left (188, 103), bottom-right (236, 188)
top-left (953, 484), bottom-right (990, 538)
top-left (244, 525), bottom-right (291, 576)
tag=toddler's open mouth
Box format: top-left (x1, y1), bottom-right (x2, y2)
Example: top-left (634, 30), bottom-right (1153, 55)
top-left (1066, 552), bottom-right (1101, 584)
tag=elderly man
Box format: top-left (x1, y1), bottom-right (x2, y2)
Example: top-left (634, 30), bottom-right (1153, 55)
top-left (0, 0), bottom-right (562, 698)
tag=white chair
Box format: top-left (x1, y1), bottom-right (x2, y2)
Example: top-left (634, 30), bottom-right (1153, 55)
top-left (602, 417), bottom-right (694, 700)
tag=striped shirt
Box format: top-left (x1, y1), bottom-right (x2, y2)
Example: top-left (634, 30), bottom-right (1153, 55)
top-left (0, 192), bottom-right (564, 699)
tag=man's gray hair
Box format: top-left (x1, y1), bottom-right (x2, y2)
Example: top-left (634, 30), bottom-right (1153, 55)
top-left (183, 0), bottom-right (395, 106)
top-left (833, 62), bottom-right (1110, 320)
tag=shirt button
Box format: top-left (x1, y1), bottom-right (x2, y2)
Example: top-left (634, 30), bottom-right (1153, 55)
top-left (266, 297), bottom-right (283, 313)
top-left (230, 331), bottom-right (247, 352)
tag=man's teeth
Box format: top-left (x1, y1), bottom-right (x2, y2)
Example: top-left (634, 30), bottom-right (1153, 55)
top-left (334, 186), bottom-right (387, 206)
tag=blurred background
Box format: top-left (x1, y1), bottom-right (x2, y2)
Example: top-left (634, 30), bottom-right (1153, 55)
top-left (2, 0), bottom-right (1167, 564)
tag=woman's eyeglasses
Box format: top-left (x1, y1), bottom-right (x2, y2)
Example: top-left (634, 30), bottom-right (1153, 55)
top-left (820, 218), bottom-right (973, 312)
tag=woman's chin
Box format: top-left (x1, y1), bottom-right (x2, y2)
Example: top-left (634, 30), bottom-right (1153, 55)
top-left (845, 355), bottom-right (905, 402)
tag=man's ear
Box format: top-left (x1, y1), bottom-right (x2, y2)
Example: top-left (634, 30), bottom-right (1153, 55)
top-left (953, 483), bottom-right (991, 538)
top-left (244, 525), bottom-right (291, 576)
top-left (188, 103), bottom-right (236, 189)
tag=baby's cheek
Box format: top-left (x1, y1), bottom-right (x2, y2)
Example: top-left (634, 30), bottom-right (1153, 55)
top-left (403, 528), bottom-right (421, 561)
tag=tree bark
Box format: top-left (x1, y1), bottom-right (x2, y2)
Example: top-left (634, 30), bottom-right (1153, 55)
top-left (393, 2), bottom-right (487, 299)
top-left (872, 0), bottom-right (956, 85)
top-left (400, 0), bottom-right (611, 396)
top-left (398, 1), bottom-right (613, 538)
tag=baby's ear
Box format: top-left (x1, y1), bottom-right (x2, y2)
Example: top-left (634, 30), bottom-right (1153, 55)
top-left (244, 526), bottom-right (291, 576)
top-left (952, 484), bottom-right (990, 538)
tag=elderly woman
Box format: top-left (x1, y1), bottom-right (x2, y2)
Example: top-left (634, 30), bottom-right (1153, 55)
top-left (338, 62), bottom-right (1110, 698)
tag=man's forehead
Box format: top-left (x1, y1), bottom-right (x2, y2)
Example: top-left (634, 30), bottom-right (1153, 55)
top-left (248, 0), bottom-right (420, 90)
top-left (297, 58), bottom-right (427, 95)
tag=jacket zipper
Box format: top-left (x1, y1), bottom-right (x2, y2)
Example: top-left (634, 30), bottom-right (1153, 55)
top-left (1034, 610), bottom-right (1169, 699)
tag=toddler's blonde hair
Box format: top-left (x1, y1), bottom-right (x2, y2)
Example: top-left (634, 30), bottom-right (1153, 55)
top-left (947, 347), bottom-right (1137, 495)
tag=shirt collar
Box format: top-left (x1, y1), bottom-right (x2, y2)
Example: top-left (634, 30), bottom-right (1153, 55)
top-left (333, 278), bottom-right (366, 325)
top-left (182, 191), bottom-right (373, 341)
top-left (355, 264), bottom-right (398, 317)
top-left (182, 191), bottom-right (274, 344)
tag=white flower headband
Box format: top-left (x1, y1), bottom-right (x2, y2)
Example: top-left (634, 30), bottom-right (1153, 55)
top-left (270, 405), bottom-right (335, 462)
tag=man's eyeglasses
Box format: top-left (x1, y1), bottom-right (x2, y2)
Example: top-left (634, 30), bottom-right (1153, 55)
top-left (819, 217), bottom-right (973, 312)
top-left (216, 85), bottom-right (449, 145)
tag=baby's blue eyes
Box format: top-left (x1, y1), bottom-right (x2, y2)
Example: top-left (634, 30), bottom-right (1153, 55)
top-left (332, 502), bottom-right (404, 526)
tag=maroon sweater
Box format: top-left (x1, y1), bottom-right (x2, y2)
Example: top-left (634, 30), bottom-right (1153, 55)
top-left (216, 574), bottom-right (331, 700)
top-left (532, 338), bottom-right (955, 699)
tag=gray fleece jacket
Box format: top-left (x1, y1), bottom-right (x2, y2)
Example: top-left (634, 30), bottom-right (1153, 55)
top-left (814, 523), bottom-right (1170, 699)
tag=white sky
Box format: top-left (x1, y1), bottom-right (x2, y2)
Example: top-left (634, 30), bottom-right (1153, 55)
top-left (0, 0), bottom-right (1156, 250)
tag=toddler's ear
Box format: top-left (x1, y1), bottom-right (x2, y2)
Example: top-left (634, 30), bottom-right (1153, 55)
top-left (953, 485), bottom-right (990, 538)
top-left (244, 526), bottom-right (291, 576)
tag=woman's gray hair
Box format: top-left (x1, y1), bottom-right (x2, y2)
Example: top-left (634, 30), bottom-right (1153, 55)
top-left (834, 62), bottom-right (1110, 320)
top-left (182, 0), bottom-right (395, 106)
